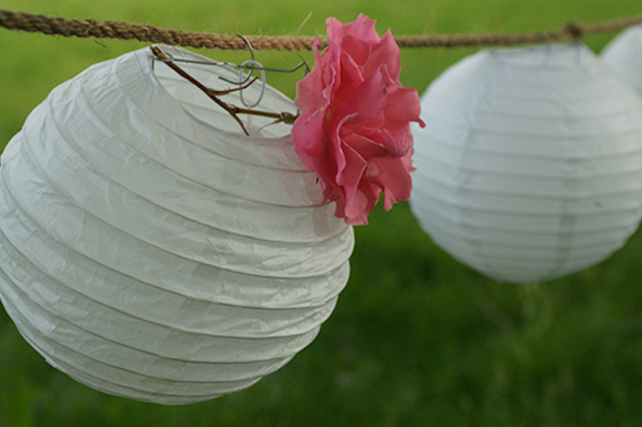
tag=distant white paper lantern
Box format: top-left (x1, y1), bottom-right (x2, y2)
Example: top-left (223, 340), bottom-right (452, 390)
top-left (601, 25), bottom-right (642, 95)
top-left (0, 46), bottom-right (354, 404)
top-left (410, 44), bottom-right (642, 283)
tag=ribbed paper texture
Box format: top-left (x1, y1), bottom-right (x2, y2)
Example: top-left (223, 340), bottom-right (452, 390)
top-left (410, 44), bottom-right (642, 283)
top-left (0, 46), bottom-right (354, 404)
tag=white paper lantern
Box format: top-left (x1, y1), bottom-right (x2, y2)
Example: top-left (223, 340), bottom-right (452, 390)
top-left (0, 45), bottom-right (354, 404)
top-left (601, 25), bottom-right (642, 95)
top-left (410, 44), bottom-right (642, 283)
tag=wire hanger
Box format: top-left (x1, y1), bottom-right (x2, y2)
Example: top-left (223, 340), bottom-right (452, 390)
top-left (150, 39), bottom-right (305, 135)
top-left (152, 35), bottom-right (309, 109)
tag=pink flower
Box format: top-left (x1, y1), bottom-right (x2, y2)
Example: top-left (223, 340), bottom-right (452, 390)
top-left (292, 14), bottom-right (425, 226)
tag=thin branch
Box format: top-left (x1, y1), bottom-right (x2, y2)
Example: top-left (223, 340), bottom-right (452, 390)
top-left (150, 46), bottom-right (297, 135)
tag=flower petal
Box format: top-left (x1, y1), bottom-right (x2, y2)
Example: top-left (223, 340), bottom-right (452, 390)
top-left (292, 109), bottom-right (326, 160)
top-left (342, 133), bottom-right (388, 158)
top-left (363, 31), bottom-right (401, 80)
top-left (328, 14), bottom-right (380, 45)
top-left (342, 69), bottom-right (387, 121)
top-left (383, 85), bottom-right (424, 124)
top-left (340, 34), bottom-right (372, 67)
top-left (336, 142), bottom-right (368, 208)
top-left (346, 180), bottom-right (382, 225)
top-left (370, 152), bottom-right (414, 210)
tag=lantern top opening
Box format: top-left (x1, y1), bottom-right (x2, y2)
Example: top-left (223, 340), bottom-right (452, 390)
top-left (149, 46), bottom-right (298, 139)
top-left (487, 43), bottom-right (591, 68)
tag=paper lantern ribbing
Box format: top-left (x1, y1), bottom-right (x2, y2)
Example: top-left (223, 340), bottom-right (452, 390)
top-left (0, 46), bottom-right (354, 404)
top-left (601, 25), bottom-right (642, 95)
top-left (410, 44), bottom-right (642, 283)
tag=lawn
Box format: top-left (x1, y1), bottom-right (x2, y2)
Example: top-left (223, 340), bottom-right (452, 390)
top-left (1, 0), bottom-right (642, 426)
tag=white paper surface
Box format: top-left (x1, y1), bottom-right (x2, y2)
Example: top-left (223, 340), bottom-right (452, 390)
top-left (601, 25), bottom-right (642, 96)
top-left (0, 45), bottom-right (354, 404)
top-left (410, 44), bottom-right (642, 283)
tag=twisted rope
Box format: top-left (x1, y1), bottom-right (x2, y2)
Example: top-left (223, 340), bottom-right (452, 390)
top-left (1, 9), bottom-right (642, 50)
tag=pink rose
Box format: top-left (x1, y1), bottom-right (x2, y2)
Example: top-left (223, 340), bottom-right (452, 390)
top-left (292, 14), bottom-right (425, 225)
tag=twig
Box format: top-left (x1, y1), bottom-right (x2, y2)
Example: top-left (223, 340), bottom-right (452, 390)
top-left (150, 46), bottom-right (297, 135)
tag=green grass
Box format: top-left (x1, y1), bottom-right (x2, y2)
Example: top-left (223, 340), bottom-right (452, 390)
top-left (2, 0), bottom-right (642, 426)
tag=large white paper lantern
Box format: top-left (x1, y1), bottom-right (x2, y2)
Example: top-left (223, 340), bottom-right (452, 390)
top-left (601, 25), bottom-right (642, 95)
top-left (0, 45), bottom-right (354, 404)
top-left (410, 44), bottom-right (642, 283)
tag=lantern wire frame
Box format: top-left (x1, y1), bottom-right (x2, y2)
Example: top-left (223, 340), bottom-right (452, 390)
top-left (151, 36), bottom-right (308, 135)
top-left (152, 35), bottom-right (310, 93)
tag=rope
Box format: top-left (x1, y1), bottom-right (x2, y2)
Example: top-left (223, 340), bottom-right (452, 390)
top-left (1, 9), bottom-right (642, 51)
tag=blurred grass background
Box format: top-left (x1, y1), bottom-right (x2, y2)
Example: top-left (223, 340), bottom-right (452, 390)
top-left (2, 0), bottom-right (642, 425)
